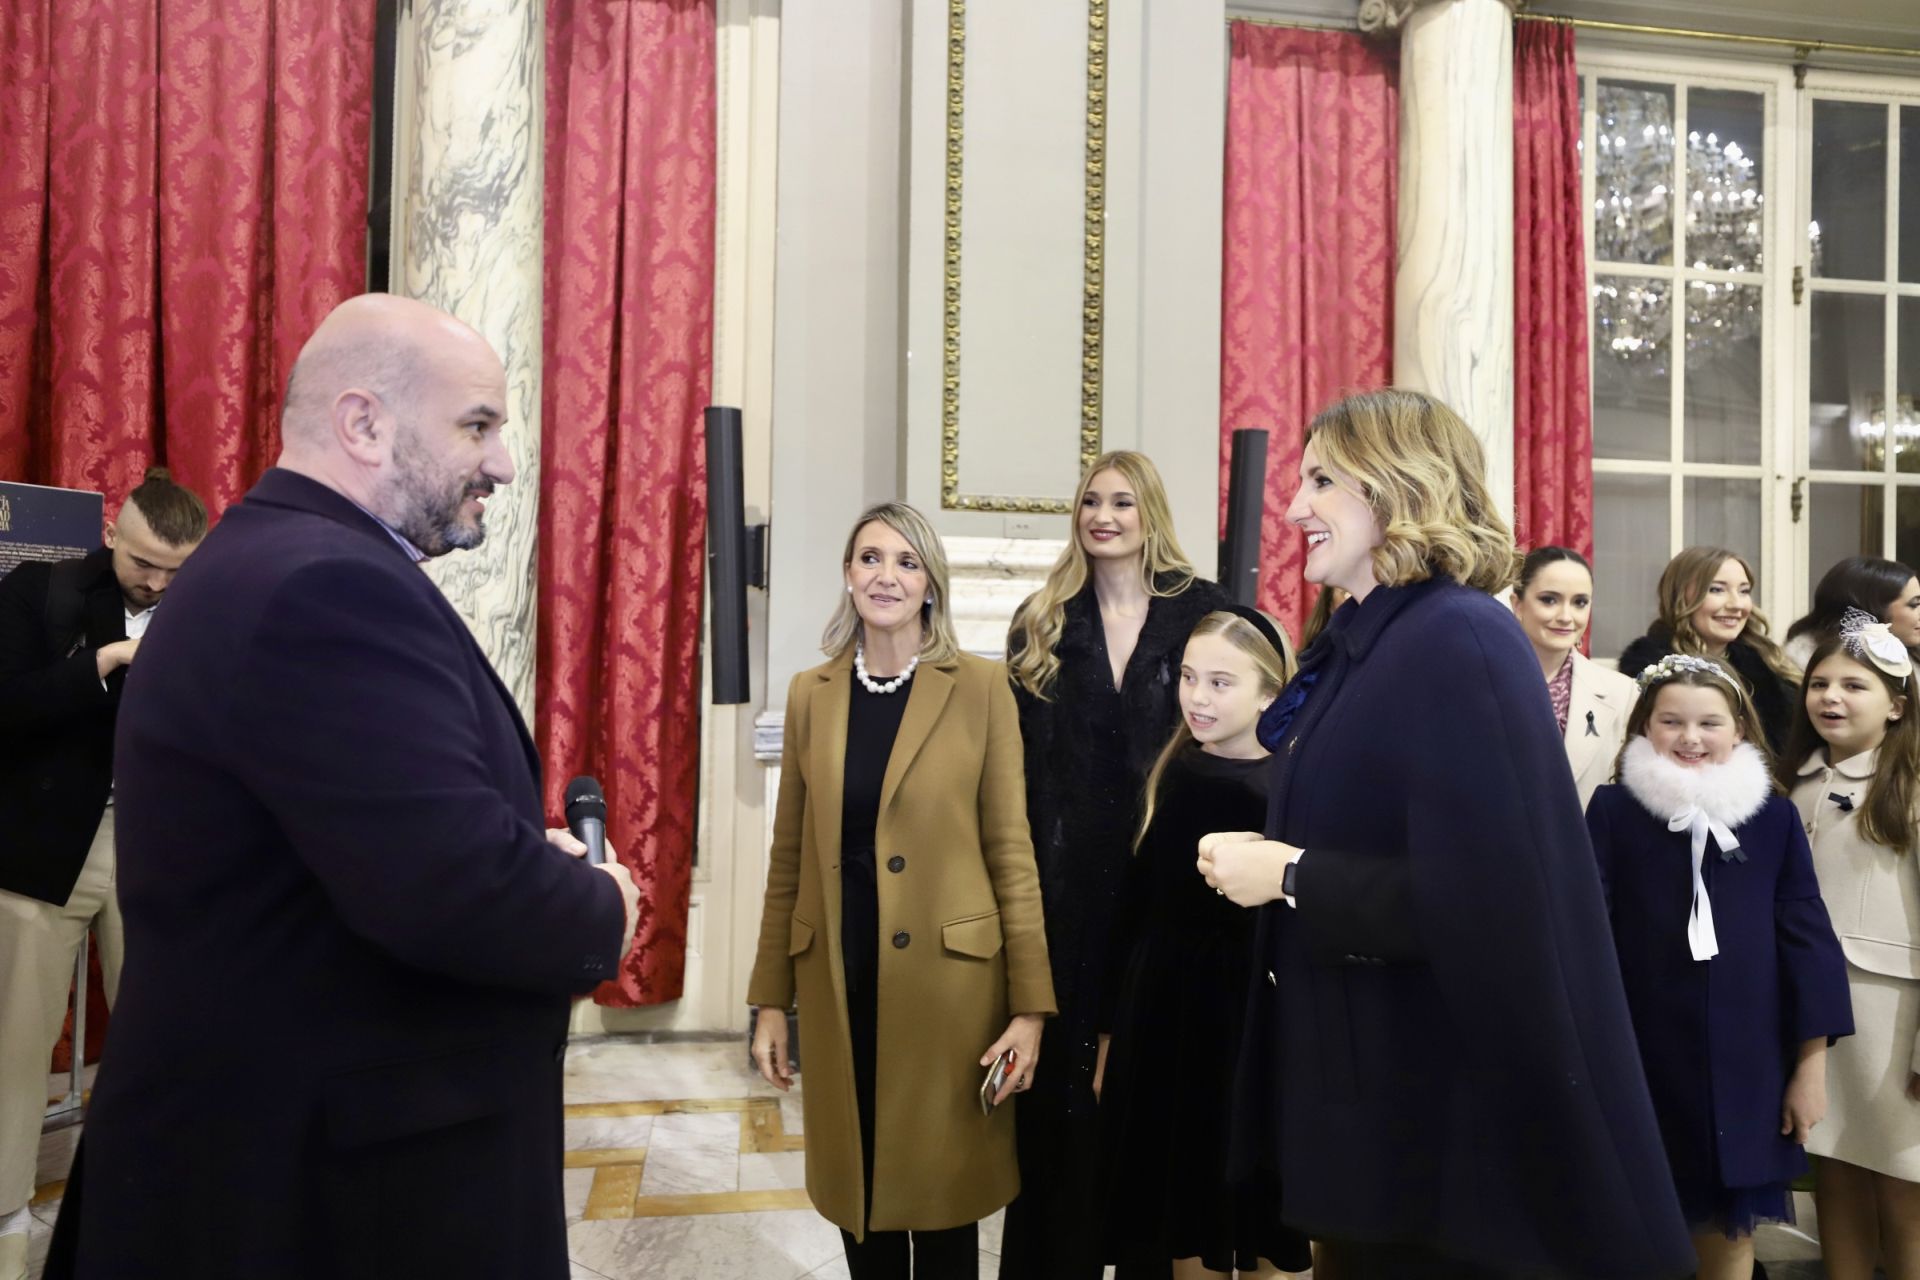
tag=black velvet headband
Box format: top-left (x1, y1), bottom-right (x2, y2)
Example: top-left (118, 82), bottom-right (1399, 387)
top-left (1215, 603), bottom-right (1289, 659)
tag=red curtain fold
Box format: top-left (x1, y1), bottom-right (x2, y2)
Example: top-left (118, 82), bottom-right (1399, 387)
top-left (0, 0), bottom-right (371, 515)
top-left (1513, 22), bottom-right (1593, 560)
top-left (541, 0), bottom-right (715, 1007)
top-left (1219, 22), bottom-right (1398, 639)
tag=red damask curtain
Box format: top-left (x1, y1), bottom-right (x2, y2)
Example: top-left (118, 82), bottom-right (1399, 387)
top-left (541, 0), bottom-right (715, 1006)
top-left (1513, 22), bottom-right (1592, 559)
top-left (0, 0), bottom-right (371, 512)
top-left (1219, 23), bottom-right (1397, 638)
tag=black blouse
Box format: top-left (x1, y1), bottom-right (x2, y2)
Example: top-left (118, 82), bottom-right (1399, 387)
top-left (840, 670), bottom-right (913, 997)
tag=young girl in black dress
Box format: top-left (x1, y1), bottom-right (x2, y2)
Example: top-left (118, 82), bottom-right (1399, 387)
top-left (1094, 608), bottom-right (1310, 1279)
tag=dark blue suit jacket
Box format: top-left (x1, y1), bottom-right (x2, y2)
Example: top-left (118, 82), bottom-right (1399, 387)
top-left (1586, 785), bottom-right (1852, 1192)
top-left (1239, 575), bottom-right (1695, 1279)
top-left (50, 469), bottom-right (624, 1280)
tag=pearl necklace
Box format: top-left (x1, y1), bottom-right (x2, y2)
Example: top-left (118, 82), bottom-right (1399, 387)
top-left (855, 642), bottom-right (917, 694)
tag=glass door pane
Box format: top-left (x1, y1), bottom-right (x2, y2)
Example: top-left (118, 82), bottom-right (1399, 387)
top-left (1900, 105), bottom-right (1920, 284)
top-left (1685, 281), bottom-right (1763, 464)
top-left (1685, 477), bottom-right (1763, 559)
top-left (1686, 90), bottom-right (1765, 274)
top-left (1592, 474), bottom-right (1671, 659)
top-left (1810, 483), bottom-right (1884, 596)
top-left (1809, 293), bottom-right (1887, 471)
top-left (1811, 100), bottom-right (1887, 281)
top-left (1594, 279), bottom-right (1672, 460)
top-left (1595, 82), bottom-right (1677, 266)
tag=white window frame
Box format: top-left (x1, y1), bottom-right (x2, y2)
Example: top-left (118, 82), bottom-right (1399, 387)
top-left (1793, 71), bottom-right (1920, 600)
top-left (1576, 46), bottom-right (1800, 637)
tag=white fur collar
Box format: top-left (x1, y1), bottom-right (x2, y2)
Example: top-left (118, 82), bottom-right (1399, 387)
top-left (1619, 736), bottom-right (1771, 829)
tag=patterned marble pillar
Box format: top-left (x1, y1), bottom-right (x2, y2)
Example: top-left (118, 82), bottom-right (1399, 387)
top-left (1364, 0), bottom-right (1517, 518)
top-left (395, 0), bottom-right (545, 718)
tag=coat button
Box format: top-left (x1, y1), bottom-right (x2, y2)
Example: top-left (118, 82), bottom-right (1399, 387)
top-left (1266, 970), bottom-right (1276, 986)
top-left (892, 931), bottom-right (911, 949)
top-left (887, 855), bottom-right (905, 873)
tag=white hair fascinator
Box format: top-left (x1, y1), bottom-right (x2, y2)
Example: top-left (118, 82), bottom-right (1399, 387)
top-left (1839, 607), bottom-right (1913, 684)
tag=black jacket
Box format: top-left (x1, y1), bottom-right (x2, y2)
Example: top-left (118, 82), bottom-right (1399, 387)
top-left (47, 470), bottom-right (624, 1280)
top-left (0, 548), bottom-right (127, 905)
top-left (1618, 625), bottom-right (1796, 755)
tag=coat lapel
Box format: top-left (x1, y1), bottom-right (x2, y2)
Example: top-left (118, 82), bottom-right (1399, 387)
top-left (809, 656), bottom-right (852, 931)
top-left (879, 662), bottom-right (955, 817)
top-left (1565, 654), bottom-right (1607, 780)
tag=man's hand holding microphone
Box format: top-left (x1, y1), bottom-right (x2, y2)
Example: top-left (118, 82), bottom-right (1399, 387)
top-left (548, 776), bottom-right (641, 960)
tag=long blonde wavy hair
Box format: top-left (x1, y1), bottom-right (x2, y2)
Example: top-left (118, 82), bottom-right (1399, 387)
top-left (1650, 546), bottom-right (1799, 684)
top-left (1307, 389), bottom-right (1522, 595)
top-left (1006, 450), bottom-right (1197, 698)
top-left (1134, 611), bottom-right (1295, 850)
top-left (820, 502), bottom-right (963, 664)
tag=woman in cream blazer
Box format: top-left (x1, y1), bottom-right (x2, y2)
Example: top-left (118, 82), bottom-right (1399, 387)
top-left (747, 502), bottom-right (1054, 1278)
top-left (1510, 547), bottom-right (1638, 809)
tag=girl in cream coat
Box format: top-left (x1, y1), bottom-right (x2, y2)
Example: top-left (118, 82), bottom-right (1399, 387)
top-left (1780, 617), bottom-right (1920, 1279)
top-left (1510, 547), bottom-right (1638, 808)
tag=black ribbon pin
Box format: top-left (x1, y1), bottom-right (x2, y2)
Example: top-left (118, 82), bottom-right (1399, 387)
top-left (1830, 792), bottom-right (1855, 813)
top-left (1585, 710), bottom-right (1599, 737)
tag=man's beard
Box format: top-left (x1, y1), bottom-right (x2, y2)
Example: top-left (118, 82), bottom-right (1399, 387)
top-left (391, 434), bottom-right (491, 557)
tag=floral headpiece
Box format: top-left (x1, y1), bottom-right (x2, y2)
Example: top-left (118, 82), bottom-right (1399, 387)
top-left (1635, 652), bottom-right (1737, 692)
top-left (1839, 607), bottom-right (1913, 685)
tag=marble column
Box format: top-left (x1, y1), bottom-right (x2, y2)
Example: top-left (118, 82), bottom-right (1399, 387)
top-left (395, 0), bottom-right (545, 718)
top-left (1364, 0), bottom-right (1517, 519)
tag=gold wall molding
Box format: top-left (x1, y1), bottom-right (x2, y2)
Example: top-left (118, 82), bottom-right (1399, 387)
top-left (939, 0), bottom-right (1108, 513)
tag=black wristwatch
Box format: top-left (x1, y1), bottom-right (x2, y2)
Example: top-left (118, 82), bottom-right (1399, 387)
top-left (1281, 856), bottom-right (1300, 900)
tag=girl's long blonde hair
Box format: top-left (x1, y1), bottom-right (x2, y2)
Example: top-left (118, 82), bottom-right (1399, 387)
top-left (1650, 546), bottom-right (1799, 684)
top-left (1007, 450), bottom-right (1197, 698)
top-left (820, 502), bottom-right (962, 663)
top-left (1134, 611), bottom-right (1295, 849)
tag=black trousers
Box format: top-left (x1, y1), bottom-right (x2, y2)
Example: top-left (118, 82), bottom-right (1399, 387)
top-left (840, 962), bottom-right (978, 1280)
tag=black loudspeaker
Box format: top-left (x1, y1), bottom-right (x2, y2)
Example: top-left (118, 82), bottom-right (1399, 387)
top-left (1219, 428), bottom-right (1269, 607)
top-left (705, 406), bottom-right (751, 705)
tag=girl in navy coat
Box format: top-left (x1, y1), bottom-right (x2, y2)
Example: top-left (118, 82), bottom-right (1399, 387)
top-left (1586, 653), bottom-right (1853, 1280)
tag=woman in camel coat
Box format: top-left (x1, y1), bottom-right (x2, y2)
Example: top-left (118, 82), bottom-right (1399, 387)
top-left (748, 502), bottom-right (1054, 1278)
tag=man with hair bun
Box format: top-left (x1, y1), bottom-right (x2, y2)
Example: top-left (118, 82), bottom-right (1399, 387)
top-left (0, 466), bottom-right (206, 1280)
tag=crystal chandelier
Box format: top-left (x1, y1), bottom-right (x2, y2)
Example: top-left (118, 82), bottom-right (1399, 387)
top-left (1591, 85), bottom-right (1769, 371)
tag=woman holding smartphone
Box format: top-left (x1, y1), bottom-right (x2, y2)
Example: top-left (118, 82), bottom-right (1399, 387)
top-left (748, 502), bottom-right (1055, 1280)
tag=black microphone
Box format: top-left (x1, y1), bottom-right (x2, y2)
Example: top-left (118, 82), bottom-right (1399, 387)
top-left (565, 776), bottom-right (608, 866)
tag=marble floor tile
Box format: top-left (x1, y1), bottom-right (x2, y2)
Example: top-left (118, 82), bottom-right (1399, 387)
top-left (35, 1124), bottom-right (79, 1190)
top-left (563, 1167), bottom-right (597, 1223)
top-left (565, 1115), bottom-right (654, 1151)
top-left (737, 1151), bottom-right (807, 1192)
top-left (778, 1091), bottom-right (804, 1135)
top-left (569, 1207), bottom-right (844, 1280)
top-left (798, 1258), bottom-right (851, 1280)
top-left (637, 1144), bottom-right (739, 1198)
top-left (564, 1040), bottom-right (774, 1105)
top-left (649, 1111), bottom-right (740, 1152)
top-left (978, 1207), bottom-right (1003, 1255)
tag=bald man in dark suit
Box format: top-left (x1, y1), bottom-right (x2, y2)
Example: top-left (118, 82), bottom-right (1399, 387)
top-left (48, 296), bottom-right (641, 1280)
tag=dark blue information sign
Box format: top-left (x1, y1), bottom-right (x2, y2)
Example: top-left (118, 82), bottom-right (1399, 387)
top-left (0, 481), bottom-right (104, 578)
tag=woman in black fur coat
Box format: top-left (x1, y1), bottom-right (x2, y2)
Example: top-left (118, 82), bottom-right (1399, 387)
top-left (997, 450), bottom-right (1228, 1280)
top-left (1617, 546), bottom-right (1800, 753)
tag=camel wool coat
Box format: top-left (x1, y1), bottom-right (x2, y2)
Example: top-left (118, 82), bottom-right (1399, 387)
top-left (747, 650), bottom-right (1056, 1238)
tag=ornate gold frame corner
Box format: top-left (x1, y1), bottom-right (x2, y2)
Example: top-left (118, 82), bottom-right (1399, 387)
top-left (938, 0), bottom-right (1107, 514)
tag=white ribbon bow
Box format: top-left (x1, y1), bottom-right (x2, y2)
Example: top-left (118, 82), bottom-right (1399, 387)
top-left (1668, 806), bottom-right (1739, 961)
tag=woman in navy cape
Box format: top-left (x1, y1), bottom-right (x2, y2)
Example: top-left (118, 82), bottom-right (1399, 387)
top-left (1200, 390), bottom-right (1695, 1279)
